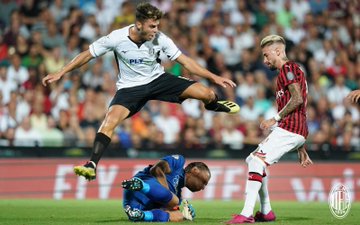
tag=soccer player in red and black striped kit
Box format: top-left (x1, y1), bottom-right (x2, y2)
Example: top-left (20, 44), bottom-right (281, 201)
top-left (226, 35), bottom-right (313, 224)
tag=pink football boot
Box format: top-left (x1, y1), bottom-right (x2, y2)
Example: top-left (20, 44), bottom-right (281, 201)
top-left (254, 210), bottom-right (276, 222)
top-left (225, 214), bottom-right (255, 224)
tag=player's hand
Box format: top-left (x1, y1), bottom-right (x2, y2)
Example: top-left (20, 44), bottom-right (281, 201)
top-left (42, 72), bottom-right (63, 86)
top-left (260, 118), bottom-right (276, 130)
top-left (212, 76), bottom-right (236, 88)
top-left (181, 199), bottom-right (196, 221)
top-left (347, 90), bottom-right (360, 104)
top-left (298, 146), bottom-right (313, 168)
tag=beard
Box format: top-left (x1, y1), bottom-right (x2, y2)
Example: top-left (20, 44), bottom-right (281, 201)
top-left (269, 64), bottom-right (277, 71)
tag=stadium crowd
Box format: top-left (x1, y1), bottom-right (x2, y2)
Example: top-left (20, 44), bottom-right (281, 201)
top-left (0, 0), bottom-right (359, 152)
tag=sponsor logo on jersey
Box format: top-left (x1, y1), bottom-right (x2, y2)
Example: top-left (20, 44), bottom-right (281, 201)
top-left (328, 183), bottom-right (351, 219)
top-left (129, 58), bottom-right (144, 64)
top-left (276, 89), bottom-right (284, 99)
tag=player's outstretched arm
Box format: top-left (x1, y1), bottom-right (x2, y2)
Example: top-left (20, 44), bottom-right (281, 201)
top-left (175, 54), bottom-right (236, 88)
top-left (42, 49), bottom-right (94, 86)
top-left (297, 146), bottom-right (313, 168)
top-left (347, 90), bottom-right (360, 104)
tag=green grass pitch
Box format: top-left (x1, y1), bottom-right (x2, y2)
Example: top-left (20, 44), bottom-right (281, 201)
top-left (0, 200), bottom-right (358, 225)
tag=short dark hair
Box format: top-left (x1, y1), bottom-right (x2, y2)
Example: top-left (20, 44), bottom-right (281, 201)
top-left (185, 162), bottom-right (211, 177)
top-left (136, 2), bottom-right (163, 22)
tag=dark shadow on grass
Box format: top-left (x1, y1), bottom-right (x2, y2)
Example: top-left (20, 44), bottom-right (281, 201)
top-left (281, 217), bottom-right (312, 221)
top-left (96, 218), bottom-right (125, 223)
top-left (198, 218), bottom-right (233, 223)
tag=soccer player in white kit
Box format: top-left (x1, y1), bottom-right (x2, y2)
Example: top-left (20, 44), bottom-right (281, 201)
top-left (42, 3), bottom-right (239, 181)
top-left (225, 35), bottom-right (313, 224)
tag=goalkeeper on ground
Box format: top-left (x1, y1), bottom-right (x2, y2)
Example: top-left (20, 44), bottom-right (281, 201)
top-left (121, 154), bottom-right (211, 222)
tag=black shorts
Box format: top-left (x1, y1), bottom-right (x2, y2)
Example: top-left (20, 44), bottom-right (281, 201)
top-left (110, 73), bottom-right (196, 117)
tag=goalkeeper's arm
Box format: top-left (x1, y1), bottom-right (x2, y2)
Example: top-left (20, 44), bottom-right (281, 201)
top-left (150, 160), bottom-right (171, 189)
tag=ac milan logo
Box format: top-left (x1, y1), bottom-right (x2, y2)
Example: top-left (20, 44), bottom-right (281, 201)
top-left (328, 184), bottom-right (351, 219)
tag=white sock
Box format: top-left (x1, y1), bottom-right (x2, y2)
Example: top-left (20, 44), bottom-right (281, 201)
top-left (241, 179), bottom-right (262, 217)
top-left (259, 170), bottom-right (272, 214)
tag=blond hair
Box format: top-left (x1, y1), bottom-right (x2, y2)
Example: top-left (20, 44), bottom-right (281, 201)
top-left (260, 35), bottom-right (285, 48)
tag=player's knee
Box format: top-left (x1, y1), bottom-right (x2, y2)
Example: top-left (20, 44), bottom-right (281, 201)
top-left (207, 89), bottom-right (217, 102)
top-left (200, 88), bottom-right (216, 104)
top-left (167, 194), bottom-right (180, 208)
top-left (247, 154), bottom-right (266, 181)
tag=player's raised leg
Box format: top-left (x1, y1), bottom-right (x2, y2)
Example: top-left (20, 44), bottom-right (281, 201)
top-left (74, 105), bottom-right (130, 180)
top-left (180, 83), bottom-right (240, 114)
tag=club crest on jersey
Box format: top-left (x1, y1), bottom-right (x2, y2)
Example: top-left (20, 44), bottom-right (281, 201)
top-left (286, 72), bottom-right (295, 80)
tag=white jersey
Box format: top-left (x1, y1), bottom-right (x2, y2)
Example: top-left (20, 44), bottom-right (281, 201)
top-left (89, 25), bottom-right (182, 89)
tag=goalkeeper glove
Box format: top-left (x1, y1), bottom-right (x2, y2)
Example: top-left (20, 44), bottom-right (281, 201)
top-left (181, 199), bottom-right (196, 221)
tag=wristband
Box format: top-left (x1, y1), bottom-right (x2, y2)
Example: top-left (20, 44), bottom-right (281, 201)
top-left (274, 114), bottom-right (281, 122)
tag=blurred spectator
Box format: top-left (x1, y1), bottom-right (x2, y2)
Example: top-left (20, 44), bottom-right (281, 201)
top-left (254, 86), bottom-right (272, 115)
top-left (236, 72), bottom-right (259, 104)
top-left (0, 0), bottom-right (17, 28)
top-left (0, 35), bottom-right (8, 62)
top-left (22, 44), bottom-right (43, 68)
top-left (7, 53), bottom-right (29, 86)
top-left (314, 39), bottom-right (336, 68)
top-left (0, 92), bottom-right (17, 136)
top-left (43, 47), bottom-right (65, 74)
top-left (62, 34), bottom-right (81, 60)
top-left (243, 121), bottom-right (262, 145)
top-left (112, 1), bottom-right (135, 29)
top-left (79, 14), bottom-right (100, 42)
top-left (41, 115), bottom-right (64, 147)
top-left (239, 96), bottom-right (262, 122)
top-left (14, 117), bottom-right (42, 146)
top-left (0, 61), bottom-right (17, 105)
top-left (327, 76), bottom-right (351, 106)
top-left (276, 0), bottom-right (294, 28)
top-left (233, 24), bottom-right (255, 55)
top-left (30, 100), bottom-right (47, 131)
top-left (290, 0), bottom-right (310, 24)
top-left (209, 24), bottom-right (229, 54)
top-left (284, 18), bottom-right (306, 44)
top-left (82, 59), bottom-right (104, 89)
top-left (49, 0), bottom-right (69, 26)
top-left (42, 22), bottom-right (65, 49)
top-left (3, 10), bottom-right (30, 45)
top-left (221, 115), bottom-right (244, 150)
top-left (16, 90), bottom-right (32, 122)
top-left (153, 103), bottom-right (181, 145)
top-left (307, 105), bottom-right (321, 135)
top-left (131, 110), bottom-right (151, 141)
top-left (181, 99), bottom-right (201, 119)
top-left (309, 0), bottom-right (328, 14)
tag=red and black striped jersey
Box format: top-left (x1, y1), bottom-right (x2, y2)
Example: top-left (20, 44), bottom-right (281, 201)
top-left (275, 61), bottom-right (308, 138)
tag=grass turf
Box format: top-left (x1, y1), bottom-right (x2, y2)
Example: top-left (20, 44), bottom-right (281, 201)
top-left (0, 200), bottom-right (358, 225)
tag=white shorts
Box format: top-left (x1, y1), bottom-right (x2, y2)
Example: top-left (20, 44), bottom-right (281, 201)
top-left (255, 127), bottom-right (306, 165)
